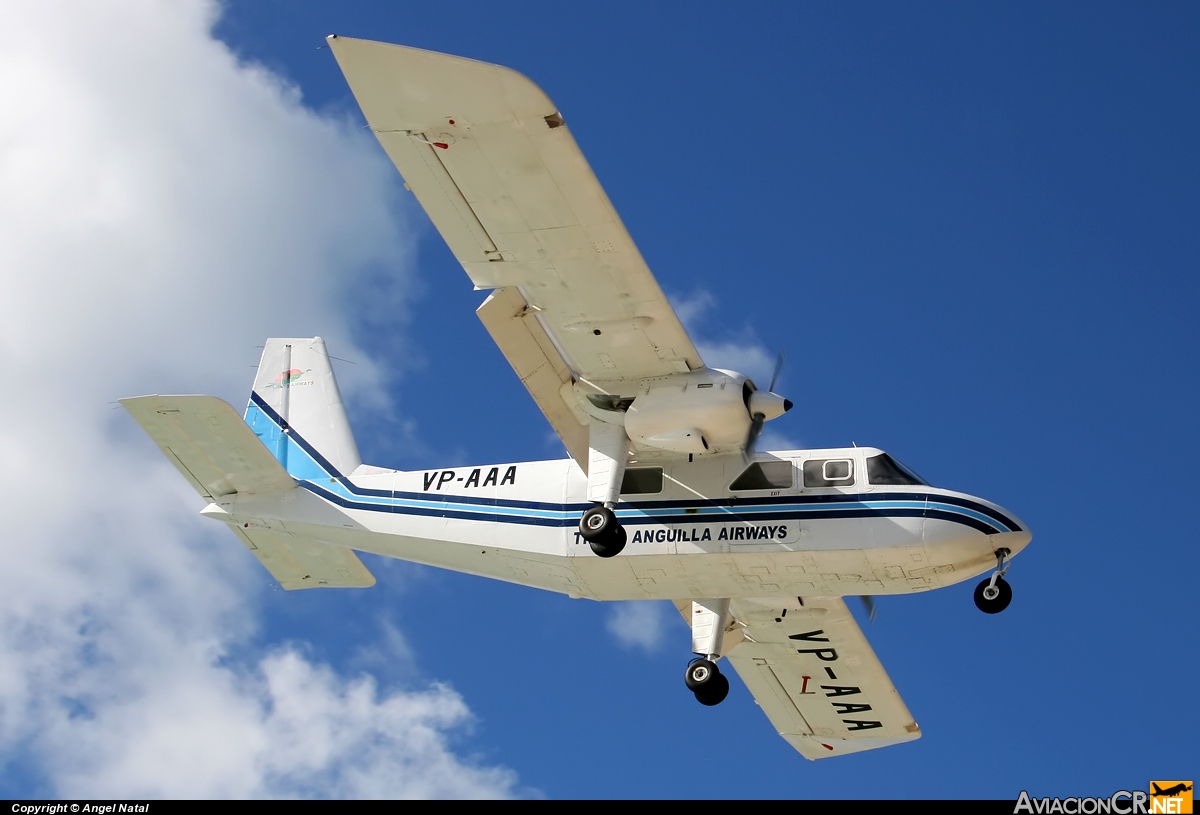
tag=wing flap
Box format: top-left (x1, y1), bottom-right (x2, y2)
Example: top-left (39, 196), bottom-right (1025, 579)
top-left (230, 525), bottom-right (375, 590)
top-left (121, 395), bottom-right (295, 500)
top-left (476, 287), bottom-right (590, 469)
top-left (723, 597), bottom-right (921, 760)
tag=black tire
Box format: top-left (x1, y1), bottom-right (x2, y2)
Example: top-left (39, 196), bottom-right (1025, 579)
top-left (685, 658), bottom-right (720, 692)
top-left (588, 524), bottom-right (626, 558)
top-left (694, 672), bottom-right (730, 706)
top-left (579, 505), bottom-right (618, 542)
top-left (974, 576), bottom-right (1012, 614)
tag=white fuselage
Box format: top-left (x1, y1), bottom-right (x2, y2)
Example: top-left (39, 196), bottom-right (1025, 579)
top-left (203, 420), bottom-right (1030, 602)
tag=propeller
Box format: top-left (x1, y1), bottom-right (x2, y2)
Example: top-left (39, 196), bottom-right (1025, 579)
top-left (744, 349), bottom-right (790, 458)
top-left (768, 348), bottom-right (785, 394)
top-left (744, 416), bottom-right (766, 460)
top-left (858, 595), bottom-right (877, 623)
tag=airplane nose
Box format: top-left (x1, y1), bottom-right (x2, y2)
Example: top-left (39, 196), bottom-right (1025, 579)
top-left (783, 399), bottom-right (793, 412)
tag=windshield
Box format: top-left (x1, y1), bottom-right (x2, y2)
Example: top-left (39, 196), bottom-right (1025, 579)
top-left (866, 453), bottom-right (927, 486)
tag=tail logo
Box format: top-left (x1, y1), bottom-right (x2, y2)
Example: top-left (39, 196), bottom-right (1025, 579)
top-left (263, 368), bottom-right (313, 389)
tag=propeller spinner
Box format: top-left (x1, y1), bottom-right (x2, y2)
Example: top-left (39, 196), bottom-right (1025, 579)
top-left (744, 350), bottom-right (792, 456)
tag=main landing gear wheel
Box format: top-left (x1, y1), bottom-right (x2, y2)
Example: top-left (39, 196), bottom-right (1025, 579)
top-left (974, 575), bottom-right (1012, 614)
top-left (579, 505), bottom-right (626, 558)
top-left (685, 659), bottom-right (730, 706)
top-left (588, 525), bottom-right (626, 558)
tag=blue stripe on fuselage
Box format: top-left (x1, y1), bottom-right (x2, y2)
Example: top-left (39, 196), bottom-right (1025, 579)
top-left (244, 391), bottom-right (1017, 535)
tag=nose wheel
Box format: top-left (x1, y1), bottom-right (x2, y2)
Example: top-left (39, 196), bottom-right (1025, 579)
top-left (974, 548), bottom-right (1013, 614)
top-left (685, 658), bottom-right (730, 706)
top-left (579, 505), bottom-right (626, 558)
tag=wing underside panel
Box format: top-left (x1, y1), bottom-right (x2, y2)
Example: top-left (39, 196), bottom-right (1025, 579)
top-left (717, 597), bottom-right (921, 760)
top-left (329, 37), bottom-right (704, 391)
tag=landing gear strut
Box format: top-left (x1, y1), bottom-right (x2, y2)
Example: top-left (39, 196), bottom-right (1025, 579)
top-left (974, 547), bottom-right (1013, 614)
top-left (579, 505), bottom-right (626, 558)
top-left (581, 421), bottom-right (628, 558)
top-left (686, 599), bottom-right (731, 705)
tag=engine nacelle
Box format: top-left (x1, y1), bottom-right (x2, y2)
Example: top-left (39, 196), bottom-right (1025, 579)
top-left (577, 368), bottom-right (760, 456)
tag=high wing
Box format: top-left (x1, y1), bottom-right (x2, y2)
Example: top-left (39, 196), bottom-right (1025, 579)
top-left (679, 596), bottom-right (921, 760)
top-left (328, 37), bottom-right (704, 465)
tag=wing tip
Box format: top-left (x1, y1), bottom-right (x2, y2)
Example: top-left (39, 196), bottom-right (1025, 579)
top-left (327, 36), bottom-right (554, 122)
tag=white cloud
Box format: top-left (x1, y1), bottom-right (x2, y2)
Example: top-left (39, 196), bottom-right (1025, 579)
top-left (48, 649), bottom-right (517, 799)
top-left (0, 0), bottom-right (516, 798)
top-left (670, 290), bottom-right (781, 388)
top-left (605, 602), bottom-right (674, 653)
top-left (671, 289), bottom-right (717, 328)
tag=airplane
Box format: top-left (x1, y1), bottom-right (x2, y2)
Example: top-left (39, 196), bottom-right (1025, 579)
top-left (1152, 784), bottom-right (1193, 798)
top-left (121, 37), bottom-right (1032, 760)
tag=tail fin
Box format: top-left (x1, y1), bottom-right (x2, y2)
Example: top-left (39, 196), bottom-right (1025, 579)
top-left (245, 337), bottom-right (362, 480)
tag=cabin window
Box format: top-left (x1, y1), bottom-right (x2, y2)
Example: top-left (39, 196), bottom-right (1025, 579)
top-left (866, 453), bottom-right (927, 486)
top-left (803, 458), bottom-right (855, 487)
top-left (621, 467), bottom-right (663, 495)
top-left (730, 461), bottom-right (793, 491)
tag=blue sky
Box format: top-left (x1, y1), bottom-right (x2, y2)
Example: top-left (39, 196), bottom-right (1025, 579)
top-left (2, 0), bottom-right (1196, 799)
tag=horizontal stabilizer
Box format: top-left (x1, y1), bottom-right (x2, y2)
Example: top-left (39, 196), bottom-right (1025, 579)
top-left (121, 395), bottom-right (295, 500)
top-left (229, 525), bottom-right (375, 590)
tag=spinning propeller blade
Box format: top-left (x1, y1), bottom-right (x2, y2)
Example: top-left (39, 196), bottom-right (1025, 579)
top-left (744, 348), bottom-right (787, 459)
top-left (743, 413), bottom-right (766, 460)
top-left (768, 348), bottom-right (785, 393)
top-left (858, 595), bottom-right (877, 623)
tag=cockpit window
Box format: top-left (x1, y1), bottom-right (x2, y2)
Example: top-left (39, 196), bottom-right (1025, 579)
top-left (730, 461), bottom-right (793, 491)
top-left (803, 458), bottom-right (855, 487)
top-left (866, 453), bottom-right (927, 486)
top-left (621, 467), bottom-right (663, 495)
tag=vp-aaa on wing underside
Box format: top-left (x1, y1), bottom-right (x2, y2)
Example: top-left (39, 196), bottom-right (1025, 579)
top-left (681, 596), bottom-right (921, 759)
top-left (328, 37), bottom-right (703, 467)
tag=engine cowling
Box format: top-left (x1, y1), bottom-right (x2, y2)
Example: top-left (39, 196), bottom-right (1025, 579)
top-left (575, 368), bottom-right (790, 456)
